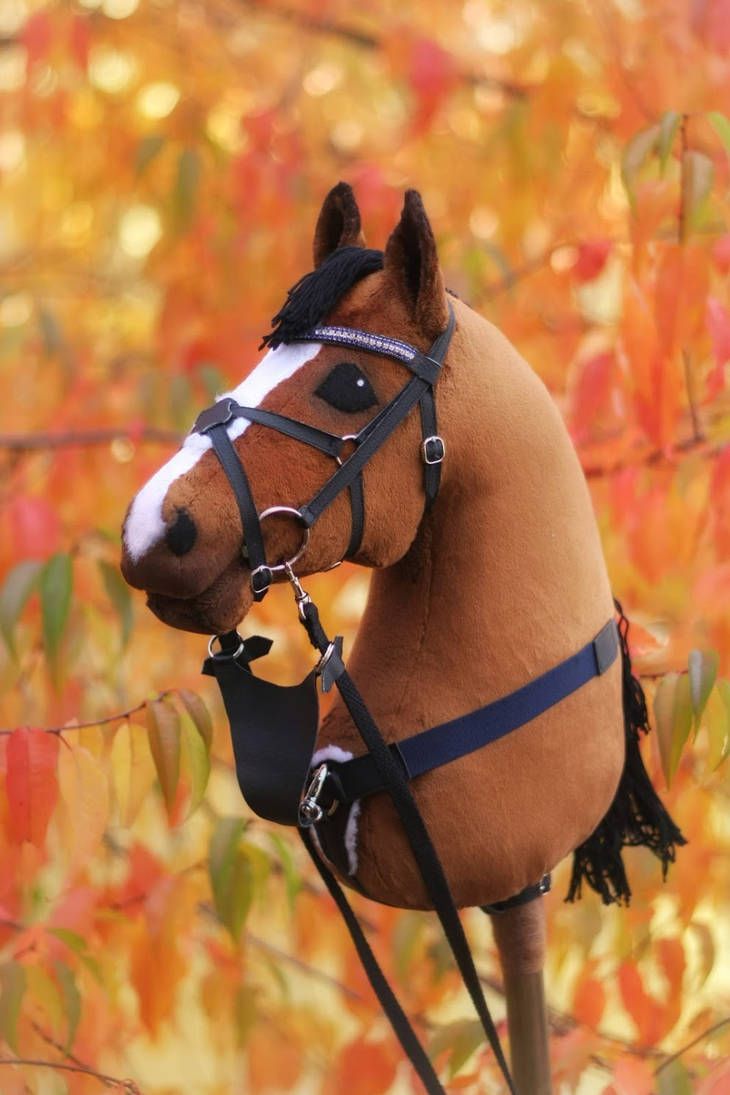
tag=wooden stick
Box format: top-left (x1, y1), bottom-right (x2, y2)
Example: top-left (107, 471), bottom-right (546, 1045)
top-left (489, 897), bottom-right (552, 1095)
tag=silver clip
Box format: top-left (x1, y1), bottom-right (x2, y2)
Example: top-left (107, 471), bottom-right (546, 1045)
top-left (284, 561), bottom-right (311, 622)
top-left (299, 764), bottom-right (328, 827)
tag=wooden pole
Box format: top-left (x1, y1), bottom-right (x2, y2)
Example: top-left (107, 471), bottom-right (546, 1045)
top-left (489, 897), bottom-right (552, 1095)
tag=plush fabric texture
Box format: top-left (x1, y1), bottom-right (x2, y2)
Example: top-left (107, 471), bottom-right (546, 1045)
top-left (121, 185), bottom-right (677, 910)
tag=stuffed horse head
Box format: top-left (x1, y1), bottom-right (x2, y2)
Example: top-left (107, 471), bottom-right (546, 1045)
top-left (121, 184), bottom-right (684, 1093)
top-left (121, 182), bottom-right (681, 912)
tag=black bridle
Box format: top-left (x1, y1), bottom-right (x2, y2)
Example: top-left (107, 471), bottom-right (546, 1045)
top-left (192, 303), bottom-right (455, 599)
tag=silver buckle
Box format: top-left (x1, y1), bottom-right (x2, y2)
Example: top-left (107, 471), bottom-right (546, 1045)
top-left (299, 764), bottom-right (329, 827)
top-left (423, 435), bottom-right (445, 465)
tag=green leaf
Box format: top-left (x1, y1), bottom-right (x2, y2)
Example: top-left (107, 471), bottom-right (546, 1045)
top-left (38, 305), bottom-right (65, 356)
top-left (654, 672), bottom-right (693, 786)
top-left (621, 123), bottom-right (660, 200)
top-left (98, 559), bottom-right (133, 647)
top-left (177, 689), bottom-right (213, 751)
top-left (708, 110), bottom-right (730, 156)
top-left (179, 710), bottom-right (210, 817)
top-left (658, 111), bottom-right (681, 171)
top-left (429, 1018), bottom-right (483, 1077)
top-left (688, 649), bottom-right (719, 724)
top-left (48, 928), bottom-right (103, 983)
top-left (40, 552), bottom-right (73, 662)
top-left (135, 133), bottom-right (165, 174)
top-left (267, 832), bottom-right (301, 912)
top-left (681, 150), bottom-right (714, 227)
top-left (705, 680), bottom-right (730, 769)
top-left (174, 147), bottom-right (200, 229)
top-left (53, 960), bottom-right (81, 1051)
top-left (0, 962), bottom-right (26, 1051)
top-left (657, 1059), bottom-right (693, 1095)
top-left (146, 698), bottom-right (181, 812)
top-left (209, 817), bottom-right (254, 941)
top-left (0, 559), bottom-right (42, 657)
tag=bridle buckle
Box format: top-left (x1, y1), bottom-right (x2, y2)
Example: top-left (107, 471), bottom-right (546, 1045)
top-left (423, 435), bottom-right (446, 465)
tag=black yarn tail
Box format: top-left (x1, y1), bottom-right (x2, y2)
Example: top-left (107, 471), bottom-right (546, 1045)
top-left (567, 600), bottom-right (687, 905)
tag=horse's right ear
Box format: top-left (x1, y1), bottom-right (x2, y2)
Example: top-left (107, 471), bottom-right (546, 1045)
top-left (313, 182), bottom-right (366, 267)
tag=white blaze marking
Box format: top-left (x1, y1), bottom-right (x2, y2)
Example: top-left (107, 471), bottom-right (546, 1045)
top-left (123, 341), bottom-right (321, 562)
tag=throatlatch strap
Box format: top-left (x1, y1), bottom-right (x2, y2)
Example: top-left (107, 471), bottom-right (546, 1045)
top-left (299, 600), bottom-right (516, 1094)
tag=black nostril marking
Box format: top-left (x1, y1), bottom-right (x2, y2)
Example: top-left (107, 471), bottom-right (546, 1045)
top-left (165, 508), bottom-right (197, 556)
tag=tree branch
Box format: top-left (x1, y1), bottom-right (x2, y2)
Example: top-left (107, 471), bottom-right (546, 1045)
top-left (0, 1056), bottom-right (141, 1092)
top-left (0, 427), bottom-right (180, 452)
top-left (0, 691), bottom-right (174, 737)
top-left (238, 0), bottom-right (529, 99)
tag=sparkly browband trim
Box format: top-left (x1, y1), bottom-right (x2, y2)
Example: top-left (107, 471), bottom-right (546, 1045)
top-left (291, 326), bottom-right (419, 365)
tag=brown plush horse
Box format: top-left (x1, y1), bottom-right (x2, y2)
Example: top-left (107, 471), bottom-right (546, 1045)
top-left (121, 184), bottom-right (683, 1094)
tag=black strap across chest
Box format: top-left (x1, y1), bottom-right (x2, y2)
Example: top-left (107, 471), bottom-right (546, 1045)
top-left (192, 305), bottom-right (455, 599)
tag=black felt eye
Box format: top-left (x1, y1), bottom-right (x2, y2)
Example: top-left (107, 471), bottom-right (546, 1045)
top-left (315, 362), bottom-right (378, 414)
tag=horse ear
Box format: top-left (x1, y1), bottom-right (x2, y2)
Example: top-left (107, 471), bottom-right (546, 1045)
top-left (383, 190), bottom-right (448, 339)
top-left (313, 182), bottom-right (366, 267)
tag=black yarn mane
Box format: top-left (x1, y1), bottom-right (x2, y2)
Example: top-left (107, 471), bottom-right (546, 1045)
top-left (261, 246), bottom-right (384, 350)
top-left (568, 600), bottom-right (686, 905)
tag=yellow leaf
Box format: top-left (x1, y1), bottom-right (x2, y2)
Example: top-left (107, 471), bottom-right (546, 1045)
top-left (177, 689), bottom-right (213, 750)
top-left (56, 745), bottom-right (110, 875)
top-left (109, 721), bottom-right (156, 827)
top-left (146, 698), bottom-right (181, 813)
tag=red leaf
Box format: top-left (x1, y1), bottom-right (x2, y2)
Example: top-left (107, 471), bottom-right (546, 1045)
top-left (569, 351), bottom-right (617, 443)
top-left (6, 728), bottom-right (60, 848)
top-left (69, 15), bottom-right (90, 71)
top-left (21, 11), bottom-right (53, 67)
top-left (711, 233), bottom-right (730, 273)
top-left (612, 1058), bottom-right (655, 1095)
top-left (706, 297), bottom-right (730, 397)
top-left (574, 240), bottom-right (612, 282)
top-left (405, 36), bottom-right (456, 132)
top-left (10, 496), bottom-right (61, 561)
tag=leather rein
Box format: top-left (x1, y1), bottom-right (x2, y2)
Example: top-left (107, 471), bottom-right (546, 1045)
top-left (192, 307), bottom-right (618, 1093)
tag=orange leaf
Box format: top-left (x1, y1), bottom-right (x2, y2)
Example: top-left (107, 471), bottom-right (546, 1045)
top-left (246, 1021), bottom-right (303, 1092)
top-left (711, 447), bottom-right (730, 558)
top-left (656, 936), bottom-right (685, 1033)
top-left (323, 1037), bottom-right (399, 1095)
top-left (5, 728), bottom-right (59, 848)
top-left (617, 962), bottom-right (662, 1045)
top-left (572, 973), bottom-right (606, 1029)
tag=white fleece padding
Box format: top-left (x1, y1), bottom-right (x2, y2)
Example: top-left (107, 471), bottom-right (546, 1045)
top-left (123, 342), bottom-right (321, 562)
top-left (312, 744), bottom-right (361, 876)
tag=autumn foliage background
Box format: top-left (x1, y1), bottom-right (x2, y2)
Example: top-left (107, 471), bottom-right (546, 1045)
top-left (1, 0), bottom-right (730, 1091)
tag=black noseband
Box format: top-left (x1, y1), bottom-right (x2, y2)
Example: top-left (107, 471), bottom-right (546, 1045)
top-left (192, 304), bottom-right (456, 601)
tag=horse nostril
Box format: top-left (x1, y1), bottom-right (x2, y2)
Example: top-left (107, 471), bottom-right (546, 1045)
top-left (165, 508), bottom-right (197, 556)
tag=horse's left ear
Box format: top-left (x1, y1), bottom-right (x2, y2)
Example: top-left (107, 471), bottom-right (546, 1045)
top-left (383, 190), bottom-right (448, 340)
top-left (313, 181), bottom-right (366, 267)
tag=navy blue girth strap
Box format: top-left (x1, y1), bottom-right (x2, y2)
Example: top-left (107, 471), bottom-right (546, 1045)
top-left (317, 618), bottom-right (619, 811)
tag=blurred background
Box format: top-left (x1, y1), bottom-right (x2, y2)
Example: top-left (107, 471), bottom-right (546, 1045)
top-left (1, 0), bottom-right (729, 1091)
